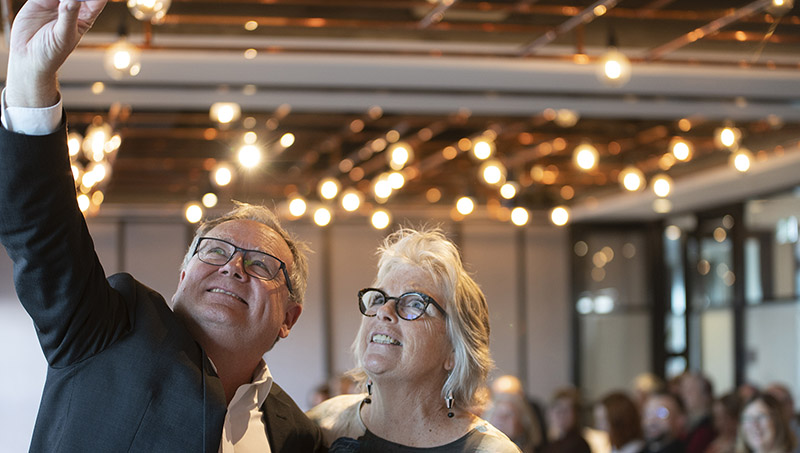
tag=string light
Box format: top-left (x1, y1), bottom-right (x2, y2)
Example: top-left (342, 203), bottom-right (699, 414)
top-left (288, 197), bottom-right (307, 217)
top-left (388, 142), bottom-right (413, 170)
top-left (500, 182), bottom-right (519, 199)
top-left (341, 189), bottom-right (363, 212)
top-left (510, 207), bottom-right (529, 226)
top-left (318, 178), bottom-right (341, 200)
top-left (618, 166), bottom-right (645, 192)
top-left (201, 193), bottom-right (218, 208)
top-left (551, 206), bottom-right (570, 226)
top-left (371, 209), bottom-right (392, 230)
top-left (670, 137), bottom-right (693, 161)
top-left (212, 163), bottom-right (233, 187)
top-left (731, 148), bottom-right (753, 173)
top-left (237, 144), bottom-right (262, 168)
top-left (104, 37), bottom-right (141, 80)
top-left (573, 143), bottom-right (599, 171)
top-left (313, 207), bottom-right (332, 227)
top-left (456, 196), bottom-right (475, 216)
top-left (127, 0), bottom-right (171, 23)
top-left (651, 174), bottom-right (673, 198)
top-left (184, 203), bottom-right (203, 223)
top-left (209, 102), bottom-right (242, 124)
top-left (472, 139), bottom-right (494, 160)
top-left (597, 48), bottom-right (631, 86)
top-left (480, 160), bottom-right (506, 186)
top-left (715, 126), bottom-right (741, 149)
top-left (280, 133), bottom-right (295, 148)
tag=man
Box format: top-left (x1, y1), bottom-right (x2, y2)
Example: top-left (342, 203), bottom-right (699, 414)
top-left (0, 0), bottom-right (324, 451)
top-left (642, 392), bottom-right (686, 453)
top-left (678, 372), bottom-right (717, 453)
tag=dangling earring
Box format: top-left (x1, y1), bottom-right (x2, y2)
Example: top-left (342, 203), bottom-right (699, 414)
top-left (364, 379), bottom-right (373, 404)
top-left (446, 392), bottom-right (454, 418)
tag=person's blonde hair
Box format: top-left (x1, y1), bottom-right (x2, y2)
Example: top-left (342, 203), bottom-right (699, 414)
top-left (180, 201), bottom-right (309, 304)
top-left (350, 227), bottom-right (493, 411)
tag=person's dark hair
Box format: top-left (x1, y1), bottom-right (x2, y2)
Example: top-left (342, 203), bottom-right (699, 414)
top-left (738, 393), bottom-right (797, 453)
top-left (551, 387), bottom-right (584, 430)
top-left (717, 392), bottom-right (742, 421)
top-left (602, 392), bottom-right (643, 448)
top-left (651, 390), bottom-right (685, 415)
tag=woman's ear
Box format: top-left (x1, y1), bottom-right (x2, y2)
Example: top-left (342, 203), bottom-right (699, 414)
top-left (444, 351), bottom-right (455, 372)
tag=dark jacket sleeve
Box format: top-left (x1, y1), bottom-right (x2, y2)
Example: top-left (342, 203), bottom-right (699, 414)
top-left (0, 119), bottom-right (132, 368)
top-left (264, 382), bottom-right (328, 453)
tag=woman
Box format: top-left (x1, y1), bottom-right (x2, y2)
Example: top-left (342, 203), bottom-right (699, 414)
top-left (307, 228), bottom-right (519, 452)
top-left (707, 392), bottom-right (741, 453)
top-left (594, 392), bottom-right (645, 453)
top-left (483, 391), bottom-right (543, 452)
top-left (542, 387), bottom-right (591, 453)
top-left (737, 393), bottom-right (797, 453)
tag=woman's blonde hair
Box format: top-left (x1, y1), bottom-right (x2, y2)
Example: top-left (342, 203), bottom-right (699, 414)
top-left (350, 227), bottom-right (493, 411)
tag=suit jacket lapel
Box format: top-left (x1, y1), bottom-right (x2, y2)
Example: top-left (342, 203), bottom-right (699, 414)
top-left (262, 385), bottom-right (292, 452)
top-left (202, 353), bottom-right (228, 453)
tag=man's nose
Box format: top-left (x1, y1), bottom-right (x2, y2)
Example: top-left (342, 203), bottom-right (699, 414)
top-left (220, 251), bottom-right (248, 280)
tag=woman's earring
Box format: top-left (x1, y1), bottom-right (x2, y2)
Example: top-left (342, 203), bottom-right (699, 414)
top-left (446, 393), bottom-right (454, 418)
top-left (365, 380), bottom-right (373, 404)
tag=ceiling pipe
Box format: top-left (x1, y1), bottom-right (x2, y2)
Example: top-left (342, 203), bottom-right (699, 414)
top-left (517, 0), bottom-right (621, 57)
top-left (644, 0), bottom-right (774, 61)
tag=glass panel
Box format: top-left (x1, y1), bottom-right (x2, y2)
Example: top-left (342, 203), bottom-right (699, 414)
top-left (580, 313), bottom-right (651, 402)
top-left (699, 310), bottom-right (735, 394)
top-left (744, 237), bottom-right (763, 304)
top-left (573, 231), bottom-right (649, 308)
top-left (745, 302), bottom-right (800, 398)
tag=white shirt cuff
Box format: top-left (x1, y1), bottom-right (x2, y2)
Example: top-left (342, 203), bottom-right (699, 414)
top-left (1, 88), bottom-right (62, 135)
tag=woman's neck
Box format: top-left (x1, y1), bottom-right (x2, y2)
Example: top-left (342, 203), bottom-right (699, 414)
top-left (360, 379), bottom-right (476, 448)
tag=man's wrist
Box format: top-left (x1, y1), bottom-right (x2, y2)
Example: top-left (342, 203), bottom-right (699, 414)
top-left (5, 63), bottom-right (60, 108)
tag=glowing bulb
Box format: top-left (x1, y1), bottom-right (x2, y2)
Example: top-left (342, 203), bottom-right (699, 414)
top-left (500, 182), bottom-right (518, 199)
top-left (618, 166), bottom-right (644, 192)
top-left (371, 210), bottom-right (391, 230)
top-left (597, 48), bottom-right (631, 86)
top-left (127, 0), bottom-right (171, 23)
top-left (511, 207), bottom-right (529, 226)
top-left (185, 203), bottom-right (203, 223)
top-left (456, 196), bottom-right (475, 215)
top-left (387, 172), bottom-right (405, 190)
top-left (715, 126), bottom-right (741, 149)
top-left (573, 144), bottom-right (599, 171)
top-left (313, 207), bottom-right (332, 227)
top-left (213, 164), bottom-right (233, 187)
top-left (288, 197), bottom-right (307, 217)
top-left (104, 38), bottom-right (141, 80)
top-left (280, 133), bottom-right (295, 148)
top-left (373, 177), bottom-right (393, 200)
top-left (243, 131), bottom-right (257, 144)
top-left (671, 138), bottom-right (692, 161)
top-left (341, 190), bottom-right (362, 212)
top-left (209, 102), bottom-right (241, 124)
top-left (318, 178), bottom-right (341, 200)
top-left (77, 194), bottom-right (91, 212)
top-left (731, 148), bottom-right (753, 173)
top-left (68, 132), bottom-right (83, 158)
top-left (201, 193), bottom-right (218, 208)
top-left (652, 174), bottom-right (672, 198)
top-left (472, 140), bottom-right (494, 160)
top-left (237, 144), bottom-right (261, 168)
top-left (551, 206), bottom-right (570, 226)
top-left (388, 143), bottom-right (412, 170)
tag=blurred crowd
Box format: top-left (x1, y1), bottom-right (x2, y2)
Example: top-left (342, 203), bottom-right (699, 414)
top-left (476, 373), bottom-right (799, 453)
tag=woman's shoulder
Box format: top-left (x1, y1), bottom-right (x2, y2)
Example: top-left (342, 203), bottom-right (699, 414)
top-left (306, 393), bottom-right (367, 447)
top-left (468, 418), bottom-right (522, 453)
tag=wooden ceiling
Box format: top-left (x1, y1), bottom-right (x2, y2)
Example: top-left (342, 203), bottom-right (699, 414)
top-left (3, 0), bottom-right (800, 222)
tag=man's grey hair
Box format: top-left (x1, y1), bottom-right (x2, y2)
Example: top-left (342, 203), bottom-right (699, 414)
top-left (350, 227), bottom-right (493, 411)
top-left (180, 201), bottom-right (309, 304)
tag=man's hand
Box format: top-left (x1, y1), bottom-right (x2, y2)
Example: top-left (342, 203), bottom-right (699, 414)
top-left (6, 0), bottom-right (107, 108)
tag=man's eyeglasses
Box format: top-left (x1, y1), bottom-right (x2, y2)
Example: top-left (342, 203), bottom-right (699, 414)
top-left (358, 288), bottom-right (446, 321)
top-left (193, 237), bottom-right (293, 295)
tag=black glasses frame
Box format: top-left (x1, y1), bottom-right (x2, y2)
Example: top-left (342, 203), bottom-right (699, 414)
top-left (358, 287), bottom-right (447, 321)
top-left (193, 237), bottom-right (294, 295)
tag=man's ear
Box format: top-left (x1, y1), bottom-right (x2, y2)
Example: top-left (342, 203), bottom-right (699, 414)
top-left (277, 303), bottom-right (303, 339)
top-left (178, 269), bottom-right (186, 283)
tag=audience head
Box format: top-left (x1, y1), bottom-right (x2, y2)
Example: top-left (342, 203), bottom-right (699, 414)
top-left (765, 383), bottom-right (796, 426)
top-left (738, 393), bottom-right (797, 453)
top-left (642, 391), bottom-right (686, 445)
top-left (712, 392), bottom-right (742, 438)
top-left (549, 387), bottom-right (583, 438)
top-left (633, 372), bottom-right (666, 410)
top-left (351, 227), bottom-right (493, 411)
top-left (491, 374), bottom-right (525, 397)
top-left (484, 391), bottom-right (542, 451)
top-left (680, 371), bottom-right (714, 417)
top-left (595, 391), bottom-right (643, 449)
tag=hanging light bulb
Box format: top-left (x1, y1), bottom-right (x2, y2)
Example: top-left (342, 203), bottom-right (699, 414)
top-left (670, 137), bottom-right (693, 161)
top-left (373, 174), bottom-right (393, 201)
top-left (237, 144), bottom-right (262, 168)
top-left (714, 126), bottom-right (741, 150)
top-left (573, 143), bottom-right (599, 171)
top-left (618, 166), bottom-right (645, 192)
top-left (184, 202), bottom-right (204, 224)
top-left (730, 148), bottom-right (753, 173)
top-left (313, 207), bottom-right (332, 227)
top-left (597, 48), bottom-right (631, 86)
top-left (209, 102), bottom-right (242, 125)
top-left (201, 192), bottom-right (218, 208)
top-left (500, 182), bottom-right (519, 199)
top-left (371, 209), bottom-right (392, 230)
top-left (767, 0), bottom-right (794, 15)
top-left (510, 207), bottom-right (529, 226)
top-left (341, 188), bottom-right (363, 212)
top-left (479, 159), bottom-right (507, 186)
top-left (288, 196), bottom-right (307, 217)
top-left (212, 162), bottom-right (234, 187)
top-left (472, 138), bottom-right (495, 160)
top-left (318, 178), bottom-right (341, 200)
top-left (127, 0), bottom-right (172, 24)
top-left (104, 36), bottom-right (141, 80)
top-left (387, 142), bottom-right (413, 170)
top-left (550, 206), bottom-right (570, 226)
top-left (651, 174), bottom-right (673, 198)
top-left (456, 196), bottom-right (475, 216)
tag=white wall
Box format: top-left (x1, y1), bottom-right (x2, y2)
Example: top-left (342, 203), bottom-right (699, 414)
top-left (745, 302), bottom-right (800, 407)
top-left (0, 215), bottom-right (572, 448)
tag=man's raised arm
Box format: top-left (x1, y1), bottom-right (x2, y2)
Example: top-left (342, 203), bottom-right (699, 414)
top-left (5, 0), bottom-right (106, 109)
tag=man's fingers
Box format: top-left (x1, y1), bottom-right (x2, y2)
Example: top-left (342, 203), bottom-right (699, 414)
top-left (53, 0), bottom-right (81, 43)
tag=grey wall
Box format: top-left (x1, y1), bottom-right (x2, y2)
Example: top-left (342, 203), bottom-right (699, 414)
top-left (0, 214), bottom-right (571, 449)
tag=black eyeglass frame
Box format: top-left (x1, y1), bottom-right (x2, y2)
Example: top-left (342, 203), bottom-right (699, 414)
top-left (193, 236), bottom-right (294, 295)
top-left (358, 287), bottom-right (447, 321)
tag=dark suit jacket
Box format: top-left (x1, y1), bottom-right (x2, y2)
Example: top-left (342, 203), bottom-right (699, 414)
top-left (0, 120), bottom-right (324, 452)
